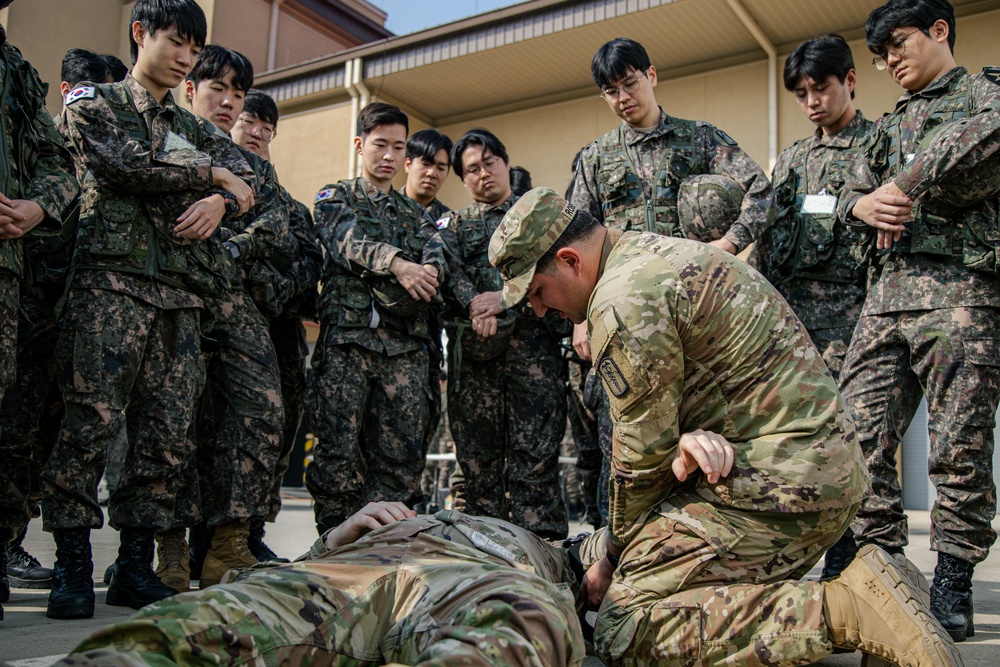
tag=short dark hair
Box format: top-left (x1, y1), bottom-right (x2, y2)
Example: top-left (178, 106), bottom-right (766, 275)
top-left (61, 49), bottom-right (114, 88)
top-left (451, 128), bottom-right (509, 180)
top-left (535, 209), bottom-right (603, 275)
top-left (510, 166), bottom-right (533, 198)
top-left (103, 54), bottom-right (129, 83)
top-left (866, 0), bottom-right (956, 55)
top-left (406, 129), bottom-right (453, 165)
top-left (356, 102), bottom-right (408, 138)
top-left (591, 37), bottom-right (652, 88)
top-left (129, 0), bottom-right (207, 64)
top-left (243, 89), bottom-right (279, 127)
top-left (783, 35), bottom-right (856, 99)
top-left (186, 44), bottom-right (254, 92)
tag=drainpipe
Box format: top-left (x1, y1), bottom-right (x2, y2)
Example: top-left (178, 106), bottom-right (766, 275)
top-left (725, 0), bottom-right (778, 171)
top-left (266, 0), bottom-right (285, 72)
top-left (352, 58), bottom-right (371, 112)
top-left (345, 59), bottom-right (360, 178)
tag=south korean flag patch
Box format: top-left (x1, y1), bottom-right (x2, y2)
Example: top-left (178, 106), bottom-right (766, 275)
top-left (435, 216), bottom-right (450, 230)
top-left (65, 86), bottom-right (96, 105)
top-left (315, 188), bottom-right (335, 204)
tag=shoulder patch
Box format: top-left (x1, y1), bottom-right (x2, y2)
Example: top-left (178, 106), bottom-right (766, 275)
top-left (714, 129), bottom-right (738, 147)
top-left (982, 67), bottom-right (1000, 85)
top-left (598, 355), bottom-right (630, 397)
top-left (65, 85), bottom-right (96, 105)
top-left (435, 216), bottom-right (450, 230)
top-left (315, 188), bottom-right (336, 204)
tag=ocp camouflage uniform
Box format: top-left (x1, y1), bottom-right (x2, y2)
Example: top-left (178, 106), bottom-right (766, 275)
top-left (307, 177), bottom-right (442, 530)
top-left (757, 111), bottom-right (872, 379)
top-left (588, 231), bottom-right (868, 666)
top-left (191, 143), bottom-right (287, 529)
top-left (44, 73), bottom-right (254, 531)
top-left (429, 196), bottom-right (569, 540)
top-left (57, 511), bottom-right (590, 667)
top-left (0, 28), bottom-right (78, 541)
top-left (837, 66), bottom-right (1000, 564)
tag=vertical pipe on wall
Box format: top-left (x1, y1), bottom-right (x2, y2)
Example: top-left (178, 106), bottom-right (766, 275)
top-left (345, 59), bottom-right (360, 178)
top-left (266, 0), bottom-right (285, 72)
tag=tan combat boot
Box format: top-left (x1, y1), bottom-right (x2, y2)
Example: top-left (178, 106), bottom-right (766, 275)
top-left (154, 528), bottom-right (190, 593)
top-left (199, 521), bottom-right (258, 588)
top-left (824, 544), bottom-right (964, 667)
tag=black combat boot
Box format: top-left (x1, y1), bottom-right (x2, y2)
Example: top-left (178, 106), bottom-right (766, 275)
top-left (106, 527), bottom-right (178, 610)
top-left (821, 532), bottom-right (859, 580)
top-left (47, 527), bottom-right (95, 619)
top-left (1, 529), bottom-right (9, 621)
top-left (248, 519), bottom-right (289, 563)
top-left (7, 526), bottom-right (55, 589)
top-left (930, 552), bottom-right (975, 642)
top-left (188, 521), bottom-right (212, 582)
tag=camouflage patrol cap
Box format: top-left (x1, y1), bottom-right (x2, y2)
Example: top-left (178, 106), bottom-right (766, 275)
top-left (371, 275), bottom-right (428, 318)
top-left (677, 175), bottom-right (743, 242)
top-left (489, 187), bottom-right (576, 308)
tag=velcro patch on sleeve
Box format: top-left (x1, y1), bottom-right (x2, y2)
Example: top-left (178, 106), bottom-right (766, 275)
top-left (315, 188), bottom-right (335, 204)
top-left (65, 85), bottom-right (96, 105)
top-left (983, 67), bottom-right (1000, 86)
top-left (435, 216), bottom-right (450, 230)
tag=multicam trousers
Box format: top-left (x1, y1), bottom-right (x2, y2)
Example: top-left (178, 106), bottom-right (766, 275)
top-left (840, 306), bottom-right (1000, 563)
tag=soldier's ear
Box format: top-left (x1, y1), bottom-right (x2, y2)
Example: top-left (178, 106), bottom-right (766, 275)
top-left (184, 79), bottom-right (196, 102)
top-left (556, 247), bottom-right (584, 275)
top-left (131, 21), bottom-right (147, 50)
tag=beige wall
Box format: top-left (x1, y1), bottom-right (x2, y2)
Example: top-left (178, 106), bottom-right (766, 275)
top-left (273, 10), bottom-right (350, 70)
top-left (212, 0), bottom-right (271, 69)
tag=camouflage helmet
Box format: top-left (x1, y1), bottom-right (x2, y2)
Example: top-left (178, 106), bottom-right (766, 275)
top-left (370, 275), bottom-right (429, 318)
top-left (677, 175), bottom-right (743, 242)
top-left (919, 121), bottom-right (1000, 209)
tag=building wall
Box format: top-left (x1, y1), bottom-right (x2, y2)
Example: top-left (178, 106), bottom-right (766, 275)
top-left (212, 0), bottom-right (271, 71)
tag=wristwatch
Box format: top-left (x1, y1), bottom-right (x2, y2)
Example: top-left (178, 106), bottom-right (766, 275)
top-left (223, 241), bottom-right (240, 259)
top-left (221, 192), bottom-right (239, 216)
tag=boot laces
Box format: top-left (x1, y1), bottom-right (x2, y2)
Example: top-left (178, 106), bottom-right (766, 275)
top-left (8, 543), bottom-right (42, 569)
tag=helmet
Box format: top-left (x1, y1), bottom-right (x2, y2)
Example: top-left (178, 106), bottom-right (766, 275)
top-left (370, 275), bottom-right (429, 319)
top-left (677, 175), bottom-right (744, 242)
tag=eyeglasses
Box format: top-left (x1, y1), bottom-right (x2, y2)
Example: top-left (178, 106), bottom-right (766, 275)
top-left (463, 154), bottom-right (501, 179)
top-left (600, 70), bottom-right (647, 100)
top-left (237, 116), bottom-right (276, 141)
top-left (872, 29), bottom-right (922, 70)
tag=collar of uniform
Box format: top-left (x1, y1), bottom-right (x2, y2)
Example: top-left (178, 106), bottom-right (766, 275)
top-left (360, 175), bottom-right (392, 203)
top-left (474, 193), bottom-right (515, 216)
top-left (897, 66), bottom-right (967, 108)
top-left (594, 227), bottom-right (623, 285)
top-left (622, 107), bottom-right (675, 146)
top-left (123, 72), bottom-right (174, 115)
top-left (815, 110), bottom-right (869, 148)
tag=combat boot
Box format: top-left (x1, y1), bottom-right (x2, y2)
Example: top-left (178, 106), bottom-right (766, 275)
top-left (821, 532), bottom-right (858, 580)
top-left (106, 527), bottom-right (178, 609)
top-left (7, 526), bottom-right (55, 590)
top-left (199, 521), bottom-right (258, 588)
top-left (154, 528), bottom-right (191, 593)
top-left (188, 521), bottom-right (212, 582)
top-left (823, 544), bottom-right (963, 666)
top-left (931, 553), bottom-right (975, 642)
top-left (248, 519), bottom-right (289, 563)
top-left (47, 527), bottom-right (95, 619)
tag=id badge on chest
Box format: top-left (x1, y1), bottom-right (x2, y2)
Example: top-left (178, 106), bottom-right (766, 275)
top-left (802, 188), bottom-right (838, 215)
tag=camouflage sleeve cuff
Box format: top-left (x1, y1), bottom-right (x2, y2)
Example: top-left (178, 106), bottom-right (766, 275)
top-left (724, 224), bottom-right (754, 253)
top-left (155, 152), bottom-right (213, 190)
top-left (374, 247), bottom-right (402, 275)
top-left (226, 233), bottom-right (254, 262)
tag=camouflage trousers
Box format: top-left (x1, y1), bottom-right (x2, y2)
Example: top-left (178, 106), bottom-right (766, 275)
top-left (0, 272), bottom-right (23, 532)
top-left (596, 492), bottom-right (856, 666)
top-left (58, 513), bottom-right (584, 667)
top-left (266, 316), bottom-right (309, 522)
top-left (448, 325), bottom-right (568, 539)
top-left (193, 291), bottom-right (284, 527)
top-left (0, 283), bottom-right (64, 535)
top-left (566, 358), bottom-right (602, 527)
top-left (586, 367), bottom-right (614, 526)
top-left (305, 342), bottom-right (431, 527)
top-left (807, 324), bottom-right (856, 382)
top-left (42, 288), bottom-right (204, 530)
top-left (0, 273), bottom-right (16, 400)
top-left (840, 307), bottom-right (1000, 563)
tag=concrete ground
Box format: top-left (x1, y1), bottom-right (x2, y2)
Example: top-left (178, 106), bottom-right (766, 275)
top-left (1, 494), bottom-right (998, 666)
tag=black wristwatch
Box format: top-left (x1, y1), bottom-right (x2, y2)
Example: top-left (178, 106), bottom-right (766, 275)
top-left (221, 192), bottom-right (239, 216)
top-left (223, 241), bottom-right (240, 259)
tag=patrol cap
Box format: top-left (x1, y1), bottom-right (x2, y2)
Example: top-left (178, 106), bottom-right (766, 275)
top-left (489, 187), bottom-right (576, 308)
top-left (370, 275), bottom-right (427, 318)
top-left (677, 175), bottom-right (743, 242)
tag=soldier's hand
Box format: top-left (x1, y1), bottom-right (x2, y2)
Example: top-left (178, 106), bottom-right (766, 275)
top-left (390, 256), bottom-right (439, 301)
top-left (472, 313), bottom-right (498, 340)
top-left (211, 167), bottom-right (255, 215)
top-left (323, 501), bottom-right (416, 549)
top-left (672, 429), bottom-right (735, 484)
top-left (0, 194), bottom-right (45, 238)
top-left (469, 290), bottom-right (503, 319)
top-left (175, 195), bottom-right (226, 240)
top-left (573, 322), bottom-right (591, 361)
top-left (852, 182), bottom-right (912, 249)
top-left (581, 552), bottom-right (615, 610)
top-left (707, 237), bottom-right (738, 254)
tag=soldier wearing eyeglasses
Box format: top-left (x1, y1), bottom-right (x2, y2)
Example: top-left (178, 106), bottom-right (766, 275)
top-left (836, 0), bottom-right (1000, 644)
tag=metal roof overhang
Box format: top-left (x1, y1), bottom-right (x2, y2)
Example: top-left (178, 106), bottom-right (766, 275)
top-left (257, 0), bottom-right (1000, 125)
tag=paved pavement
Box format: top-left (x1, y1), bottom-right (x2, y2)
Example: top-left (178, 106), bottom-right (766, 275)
top-left (2, 495), bottom-right (998, 666)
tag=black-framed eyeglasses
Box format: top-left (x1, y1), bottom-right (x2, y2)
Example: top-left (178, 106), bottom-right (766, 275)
top-left (237, 116), bottom-right (276, 141)
top-left (600, 70), bottom-right (647, 100)
top-left (463, 154), bottom-right (501, 179)
top-left (872, 29), bottom-right (923, 70)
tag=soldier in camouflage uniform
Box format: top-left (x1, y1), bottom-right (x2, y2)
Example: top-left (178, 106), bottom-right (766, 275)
top-left (229, 89), bottom-right (322, 556)
top-left (489, 187), bottom-right (964, 667)
top-left (57, 502), bottom-right (599, 667)
top-left (568, 37), bottom-right (775, 528)
top-left (307, 103), bottom-right (443, 535)
top-left (184, 46), bottom-right (287, 589)
top-left (835, 0), bottom-right (1000, 643)
top-left (427, 128), bottom-right (569, 540)
top-left (753, 34), bottom-right (873, 578)
top-left (0, 2), bottom-right (79, 621)
top-left (43, 0), bottom-right (256, 619)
